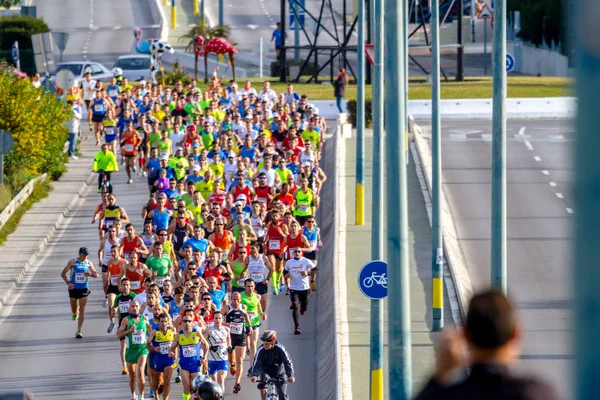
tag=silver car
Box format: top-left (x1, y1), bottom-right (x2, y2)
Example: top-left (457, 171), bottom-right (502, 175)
top-left (53, 61), bottom-right (113, 86)
top-left (112, 55), bottom-right (152, 82)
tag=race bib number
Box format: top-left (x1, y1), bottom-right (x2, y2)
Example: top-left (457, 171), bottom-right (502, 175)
top-left (130, 281), bottom-right (141, 290)
top-left (220, 251), bottom-right (229, 262)
top-left (108, 89), bottom-right (118, 97)
top-left (159, 150), bottom-right (169, 158)
top-left (119, 301), bottom-right (130, 314)
top-left (205, 321), bottom-right (214, 329)
top-left (159, 342), bottom-right (172, 354)
top-left (182, 344), bottom-right (197, 357)
top-left (154, 277), bottom-right (166, 287)
top-left (309, 240), bottom-right (317, 250)
top-left (258, 197), bottom-right (267, 203)
top-left (298, 204), bottom-right (310, 213)
top-left (124, 144), bottom-right (134, 152)
top-left (248, 312), bottom-right (256, 323)
top-left (110, 276), bottom-right (118, 286)
top-left (268, 240), bottom-right (280, 251)
top-left (94, 104), bottom-right (103, 112)
top-left (105, 127), bottom-right (115, 136)
top-left (251, 273), bottom-right (264, 282)
top-left (132, 331), bottom-right (144, 345)
top-left (230, 322), bottom-right (243, 335)
top-left (172, 313), bottom-right (179, 321)
top-left (237, 278), bottom-right (247, 287)
top-left (291, 268), bottom-right (303, 277)
top-left (74, 273), bottom-right (87, 284)
top-left (123, 253), bottom-right (130, 261)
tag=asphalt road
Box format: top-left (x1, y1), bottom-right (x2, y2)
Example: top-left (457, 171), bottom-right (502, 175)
top-left (418, 118), bottom-right (574, 399)
top-left (2, 2), bottom-right (322, 399)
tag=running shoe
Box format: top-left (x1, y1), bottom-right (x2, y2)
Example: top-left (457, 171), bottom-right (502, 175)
top-left (174, 374), bottom-right (181, 383)
top-left (286, 287), bottom-right (290, 295)
top-left (300, 309), bottom-right (306, 316)
top-left (272, 289), bottom-right (278, 296)
top-left (142, 171), bottom-right (147, 177)
top-left (127, 178), bottom-right (133, 184)
top-left (107, 322), bottom-right (115, 333)
top-left (103, 298), bottom-right (108, 308)
top-left (97, 187), bottom-right (102, 193)
top-left (230, 362), bottom-right (236, 375)
top-left (75, 330), bottom-right (83, 338)
top-left (233, 383), bottom-right (241, 394)
top-left (294, 327), bottom-right (301, 335)
top-left (149, 389), bottom-right (155, 398)
top-left (158, 384), bottom-right (164, 395)
top-left (247, 366), bottom-right (253, 378)
top-left (71, 313), bottom-right (78, 321)
top-left (280, 284), bottom-right (287, 292)
top-left (122, 367), bottom-right (128, 375)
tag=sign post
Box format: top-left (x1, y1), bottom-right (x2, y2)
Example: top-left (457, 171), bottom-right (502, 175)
top-left (506, 53), bottom-right (515, 72)
top-left (0, 130), bottom-right (15, 185)
top-left (11, 42), bottom-right (20, 72)
top-left (52, 32), bottom-right (70, 63)
top-left (358, 261), bottom-right (388, 300)
top-left (477, 4), bottom-right (492, 76)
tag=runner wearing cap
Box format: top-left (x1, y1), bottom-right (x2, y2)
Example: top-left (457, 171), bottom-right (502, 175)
top-left (60, 247), bottom-right (100, 338)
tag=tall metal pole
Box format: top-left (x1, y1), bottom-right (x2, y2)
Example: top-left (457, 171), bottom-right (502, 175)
top-left (491, 0), bottom-right (506, 292)
top-left (471, 0), bottom-right (476, 42)
top-left (200, 0), bottom-right (205, 29)
top-left (370, 0), bottom-right (384, 396)
top-left (171, 0), bottom-right (176, 29)
top-left (280, 0), bottom-right (287, 82)
top-left (355, 0), bottom-right (366, 227)
top-left (294, 0), bottom-right (300, 62)
top-left (574, 0), bottom-right (600, 398)
top-left (456, 0), bottom-right (464, 81)
top-left (219, 0), bottom-right (224, 26)
top-left (259, 38), bottom-right (264, 78)
top-left (366, 0), bottom-right (372, 84)
top-left (431, 0), bottom-right (443, 332)
top-left (385, 0), bottom-right (411, 397)
top-left (403, 0), bottom-right (409, 166)
top-left (483, 22), bottom-right (488, 76)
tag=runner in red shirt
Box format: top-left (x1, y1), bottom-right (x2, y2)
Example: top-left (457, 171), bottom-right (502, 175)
top-left (119, 121), bottom-right (142, 184)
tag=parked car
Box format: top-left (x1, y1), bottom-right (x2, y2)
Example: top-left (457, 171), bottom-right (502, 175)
top-left (52, 61), bottom-right (113, 86)
top-left (112, 55), bottom-right (152, 82)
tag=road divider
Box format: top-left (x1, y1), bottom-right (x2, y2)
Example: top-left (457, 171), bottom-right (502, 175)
top-left (409, 116), bottom-right (473, 320)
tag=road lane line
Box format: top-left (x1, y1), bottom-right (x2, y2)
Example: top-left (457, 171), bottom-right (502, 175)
top-left (518, 127), bottom-right (534, 150)
top-left (550, 182), bottom-right (557, 187)
top-left (556, 193), bottom-right (564, 199)
top-left (534, 156), bottom-right (541, 162)
top-left (566, 208), bottom-right (574, 214)
top-left (542, 170), bottom-right (550, 175)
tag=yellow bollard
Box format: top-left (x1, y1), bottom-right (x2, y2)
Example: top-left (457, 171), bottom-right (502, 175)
top-left (370, 368), bottom-right (383, 400)
top-left (355, 183), bottom-right (364, 225)
top-left (171, 4), bottom-right (176, 29)
top-left (193, 0), bottom-right (199, 16)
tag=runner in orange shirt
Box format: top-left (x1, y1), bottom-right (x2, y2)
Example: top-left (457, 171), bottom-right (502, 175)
top-left (120, 121), bottom-right (142, 184)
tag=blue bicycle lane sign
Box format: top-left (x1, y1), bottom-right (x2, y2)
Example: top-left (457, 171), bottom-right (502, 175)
top-left (358, 260), bottom-right (388, 300)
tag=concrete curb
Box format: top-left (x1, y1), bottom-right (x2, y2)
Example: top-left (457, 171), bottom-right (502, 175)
top-left (151, 0), bottom-right (169, 42)
top-left (409, 116), bottom-right (473, 321)
top-left (408, 97), bottom-right (577, 119)
top-left (0, 174), bottom-right (47, 230)
top-left (0, 169), bottom-right (95, 315)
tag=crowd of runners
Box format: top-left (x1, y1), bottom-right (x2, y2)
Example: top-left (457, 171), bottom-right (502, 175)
top-left (59, 73), bottom-right (328, 400)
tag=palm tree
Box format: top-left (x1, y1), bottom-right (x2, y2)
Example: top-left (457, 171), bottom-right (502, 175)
top-left (180, 22), bottom-right (235, 80)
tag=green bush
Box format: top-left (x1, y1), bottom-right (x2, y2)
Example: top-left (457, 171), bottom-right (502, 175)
top-left (508, 0), bottom-right (565, 53)
top-left (155, 60), bottom-right (192, 86)
top-left (0, 15), bottom-right (50, 50)
top-left (346, 99), bottom-right (373, 128)
top-left (0, 65), bottom-right (70, 179)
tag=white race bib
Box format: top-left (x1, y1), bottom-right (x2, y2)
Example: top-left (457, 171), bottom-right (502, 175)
top-left (251, 273), bottom-right (264, 282)
top-left (105, 127), bottom-right (115, 136)
top-left (154, 277), bottom-right (166, 287)
top-left (108, 89), bottom-right (118, 97)
top-left (298, 204), bottom-right (310, 213)
top-left (94, 104), bottom-right (103, 112)
top-left (159, 342), bottom-right (172, 354)
top-left (291, 268), bottom-right (303, 277)
top-left (132, 331), bottom-right (144, 345)
top-left (110, 276), bottom-right (118, 286)
top-left (172, 312), bottom-right (179, 321)
top-left (268, 240), bottom-right (280, 250)
top-left (130, 281), bottom-right (141, 290)
top-left (237, 278), bottom-right (247, 287)
top-left (124, 253), bottom-right (130, 261)
top-left (75, 273), bottom-right (87, 284)
top-left (124, 144), bottom-right (134, 152)
top-left (182, 344), bottom-right (197, 357)
top-left (230, 322), bottom-right (243, 335)
top-left (119, 301), bottom-right (130, 314)
top-left (309, 240), bottom-right (317, 250)
top-left (248, 312), bottom-right (256, 323)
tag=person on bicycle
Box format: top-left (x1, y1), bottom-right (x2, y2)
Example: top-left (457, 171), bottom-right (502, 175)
top-left (92, 143), bottom-right (119, 193)
top-left (251, 330), bottom-right (295, 400)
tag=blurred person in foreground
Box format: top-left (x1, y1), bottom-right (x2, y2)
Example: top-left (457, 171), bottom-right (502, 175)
top-left (415, 289), bottom-right (559, 400)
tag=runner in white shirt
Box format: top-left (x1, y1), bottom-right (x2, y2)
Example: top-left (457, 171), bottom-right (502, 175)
top-left (257, 82), bottom-right (277, 102)
top-left (81, 72), bottom-right (97, 126)
top-left (283, 247), bottom-right (317, 335)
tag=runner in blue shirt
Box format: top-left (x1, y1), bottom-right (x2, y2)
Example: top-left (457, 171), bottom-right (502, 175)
top-left (271, 22), bottom-right (288, 57)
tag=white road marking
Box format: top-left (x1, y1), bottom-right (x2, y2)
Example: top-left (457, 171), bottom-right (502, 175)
top-left (113, 25), bottom-right (121, 30)
top-left (549, 182), bottom-right (557, 187)
top-left (566, 208), bottom-right (574, 214)
top-left (533, 156), bottom-right (541, 162)
top-left (518, 127), bottom-right (534, 150)
top-left (556, 193), bottom-right (564, 199)
top-left (548, 135), bottom-right (566, 142)
top-left (542, 170), bottom-right (550, 175)
top-left (481, 133), bottom-right (492, 142)
top-left (247, 24), bottom-right (259, 30)
top-left (449, 133), bottom-right (467, 140)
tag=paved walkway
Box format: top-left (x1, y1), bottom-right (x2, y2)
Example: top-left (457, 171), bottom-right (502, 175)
top-left (340, 132), bottom-right (454, 397)
top-left (0, 129), bottom-right (96, 317)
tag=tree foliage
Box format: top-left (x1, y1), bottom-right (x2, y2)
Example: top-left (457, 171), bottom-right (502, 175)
top-left (180, 22), bottom-right (235, 53)
top-left (508, 0), bottom-right (565, 53)
top-left (0, 15), bottom-right (50, 51)
top-left (0, 65), bottom-right (70, 179)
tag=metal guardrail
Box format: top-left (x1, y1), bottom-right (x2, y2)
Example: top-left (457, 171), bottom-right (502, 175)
top-left (0, 173), bottom-right (48, 231)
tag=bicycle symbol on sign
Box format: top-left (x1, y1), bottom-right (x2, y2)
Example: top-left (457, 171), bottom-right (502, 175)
top-left (362, 272), bottom-right (388, 289)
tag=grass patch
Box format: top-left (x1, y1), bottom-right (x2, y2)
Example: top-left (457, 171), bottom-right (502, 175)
top-left (0, 177), bottom-right (51, 244)
top-left (175, 76), bottom-right (572, 100)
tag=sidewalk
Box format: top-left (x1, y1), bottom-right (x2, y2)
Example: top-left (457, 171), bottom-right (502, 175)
top-left (0, 127), bottom-right (96, 316)
top-left (161, 0), bottom-right (198, 51)
top-left (340, 131), bottom-right (454, 397)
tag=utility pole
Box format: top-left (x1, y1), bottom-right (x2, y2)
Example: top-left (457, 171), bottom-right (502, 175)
top-left (280, 0), bottom-right (287, 82)
top-left (491, 0), bottom-right (507, 292)
top-left (171, 0), bottom-right (176, 29)
top-left (356, 0), bottom-right (366, 226)
top-left (574, 0), bottom-right (600, 398)
top-left (456, 0), bottom-right (464, 81)
top-left (294, 0), bottom-right (300, 62)
top-left (370, 0), bottom-right (384, 396)
top-left (385, 0), bottom-right (412, 397)
top-left (219, 0), bottom-right (224, 26)
top-left (431, 0), bottom-right (443, 331)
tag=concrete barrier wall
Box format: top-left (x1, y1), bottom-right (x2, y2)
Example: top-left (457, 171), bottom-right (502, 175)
top-left (512, 42), bottom-right (573, 78)
top-left (314, 124), bottom-right (342, 400)
top-left (0, 174), bottom-right (47, 230)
